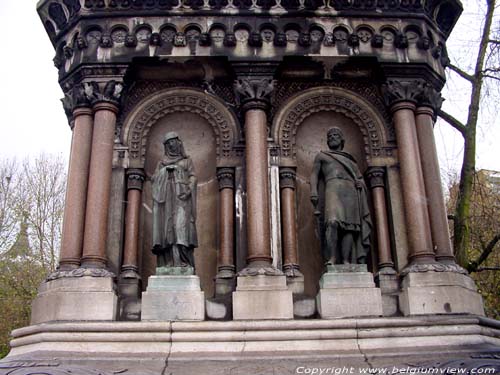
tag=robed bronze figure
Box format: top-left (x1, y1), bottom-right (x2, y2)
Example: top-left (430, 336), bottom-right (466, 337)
top-left (151, 132), bottom-right (198, 269)
top-left (310, 127), bottom-right (371, 266)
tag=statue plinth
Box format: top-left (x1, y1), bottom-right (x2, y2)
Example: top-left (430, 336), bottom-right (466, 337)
top-left (141, 273), bottom-right (205, 321)
top-left (232, 270), bottom-right (293, 320)
top-left (316, 265), bottom-right (383, 319)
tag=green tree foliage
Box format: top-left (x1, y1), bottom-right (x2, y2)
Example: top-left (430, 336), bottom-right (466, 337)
top-left (0, 155), bottom-right (66, 358)
top-left (447, 170), bottom-right (500, 319)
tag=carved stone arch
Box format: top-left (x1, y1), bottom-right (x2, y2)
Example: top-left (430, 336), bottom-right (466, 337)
top-left (122, 87), bottom-right (239, 168)
top-left (272, 86), bottom-right (389, 164)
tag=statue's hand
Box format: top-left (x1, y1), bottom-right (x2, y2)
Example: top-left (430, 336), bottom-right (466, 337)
top-left (310, 195), bottom-right (319, 207)
top-left (178, 187), bottom-right (191, 200)
top-left (355, 180), bottom-right (363, 189)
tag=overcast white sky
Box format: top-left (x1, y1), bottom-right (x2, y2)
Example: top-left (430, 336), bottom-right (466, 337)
top-left (0, 1), bottom-right (498, 180)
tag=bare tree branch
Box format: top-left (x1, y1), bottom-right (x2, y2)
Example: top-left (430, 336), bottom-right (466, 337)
top-left (447, 63), bottom-right (474, 82)
top-left (437, 109), bottom-right (467, 136)
top-left (469, 233), bottom-right (500, 272)
top-left (476, 267), bottom-right (500, 272)
top-left (483, 74), bottom-right (500, 81)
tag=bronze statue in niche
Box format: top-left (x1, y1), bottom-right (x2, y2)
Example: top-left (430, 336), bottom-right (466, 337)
top-left (310, 127), bottom-right (371, 266)
top-left (151, 132), bottom-right (198, 271)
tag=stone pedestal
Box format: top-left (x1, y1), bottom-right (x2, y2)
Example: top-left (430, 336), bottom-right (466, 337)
top-left (376, 268), bottom-right (399, 316)
top-left (142, 275), bottom-right (205, 321)
top-left (31, 275), bottom-right (117, 324)
top-left (233, 275), bottom-right (293, 320)
top-left (399, 271), bottom-right (485, 316)
top-left (317, 265), bottom-right (383, 319)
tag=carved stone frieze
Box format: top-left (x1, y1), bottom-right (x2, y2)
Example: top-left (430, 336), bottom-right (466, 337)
top-left (46, 267), bottom-right (116, 281)
top-left (381, 79), bottom-right (425, 108)
top-left (273, 81), bottom-right (393, 139)
top-left (400, 262), bottom-right (468, 277)
top-left (279, 167), bottom-right (296, 189)
top-left (125, 89), bottom-right (237, 163)
top-left (217, 167), bottom-right (235, 190)
top-left (275, 88), bottom-right (390, 160)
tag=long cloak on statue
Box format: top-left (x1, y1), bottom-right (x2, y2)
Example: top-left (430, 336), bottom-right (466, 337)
top-left (151, 155), bottom-right (198, 253)
top-left (318, 150), bottom-right (371, 263)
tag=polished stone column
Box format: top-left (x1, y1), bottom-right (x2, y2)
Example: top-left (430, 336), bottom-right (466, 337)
top-left (244, 106), bottom-right (273, 267)
top-left (366, 167), bottom-right (394, 271)
top-left (81, 101), bottom-right (119, 268)
top-left (382, 79), bottom-right (438, 265)
top-left (59, 107), bottom-right (94, 270)
top-left (390, 100), bottom-right (434, 264)
top-left (216, 168), bottom-right (236, 286)
top-left (279, 168), bottom-right (300, 275)
top-left (415, 105), bottom-right (455, 263)
top-left (232, 77), bottom-right (293, 320)
top-left (121, 169), bottom-right (145, 275)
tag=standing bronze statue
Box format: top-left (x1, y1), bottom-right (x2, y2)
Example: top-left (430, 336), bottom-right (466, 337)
top-left (310, 127), bottom-right (371, 266)
top-left (151, 132), bottom-right (198, 269)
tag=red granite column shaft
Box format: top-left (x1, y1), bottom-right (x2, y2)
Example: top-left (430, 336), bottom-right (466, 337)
top-left (415, 106), bottom-right (455, 263)
top-left (81, 102), bottom-right (118, 268)
top-left (122, 170), bottom-right (144, 273)
top-left (280, 168), bottom-right (299, 271)
top-left (245, 108), bottom-right (272, 266)
top-left (391, 102), bottom-right (435, 263)
top-left (218, 170), bottom-right (235, 273)
top-left (59, 107), bottom-right (94, 270)
top-left (366, 167), bottom-right (393, 270)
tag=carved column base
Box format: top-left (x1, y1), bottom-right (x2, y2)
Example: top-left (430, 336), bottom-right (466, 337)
top-left (375, 267), bottom-right (399, 317)
top-left (232, 274), bottom-right (293, 320)
top-left (118, 267), bottom-right (142, 321)
top-left (283, 264), bottom-right (304, 295)
top-left (31, 274), bottom-right (117, 324)
top-left (215, 266), bottom-right (236, 297)
top-left (399, 271), bottom-right (485, 316)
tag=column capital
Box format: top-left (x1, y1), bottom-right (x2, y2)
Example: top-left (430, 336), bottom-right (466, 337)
top-left (234, 77), bottom-right (275, 112)
top-left (126, 169), bottom-right (145, 191)
top-left (381, 79), bottom-right (425, 110)
top-left (216, 167), bottom-right (235, 190)
top-left (84, 80), bottom-right (124, 108)
top-left (416, 83), bottom-right (444, 115)
top-left (61, 83), bottom-right (92, 125)
top-left (279, 167), bottom-right (296, 190)
top-left (366, 167), bottom-right (386, 189)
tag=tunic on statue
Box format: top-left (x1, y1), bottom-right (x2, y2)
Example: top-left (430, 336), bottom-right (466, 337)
top-left (317, 150), bottom-right (371, 263)
top-left (151, 155), bottom-right (198, 265)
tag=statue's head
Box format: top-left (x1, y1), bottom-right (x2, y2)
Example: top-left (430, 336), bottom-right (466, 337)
top-left (163, 132), bottom-right (184, 157)
top-left (327, 127), bottom-right (345, 150)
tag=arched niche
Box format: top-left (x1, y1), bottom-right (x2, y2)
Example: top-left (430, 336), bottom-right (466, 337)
top-left (273, 87), bottom-right (389, 296)
top-left (121, 88), bottom-right (239, 297)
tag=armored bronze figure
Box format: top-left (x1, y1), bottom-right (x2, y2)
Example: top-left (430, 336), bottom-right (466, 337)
top-left (151, 132), bottom-right (198, 269)
top-left (310, 127), bottom-right (371, 266)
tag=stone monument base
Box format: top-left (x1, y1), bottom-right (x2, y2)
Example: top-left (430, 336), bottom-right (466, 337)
top-left (317, 265), bottom-right (383, 319)
top-left (233, 275), bottom-right (293, 320)
top-left (142, 274), bottom-right (205, 321)
top-left (399, 271), bottom-right (485, 316)
top-left (31, 275), bottom-right (117, 324)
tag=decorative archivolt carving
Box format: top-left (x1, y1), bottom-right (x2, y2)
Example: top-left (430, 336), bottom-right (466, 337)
top-left (122, 88), bottom-right (238, 166)
top-left (273, 87), bottom-right (390, 161)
